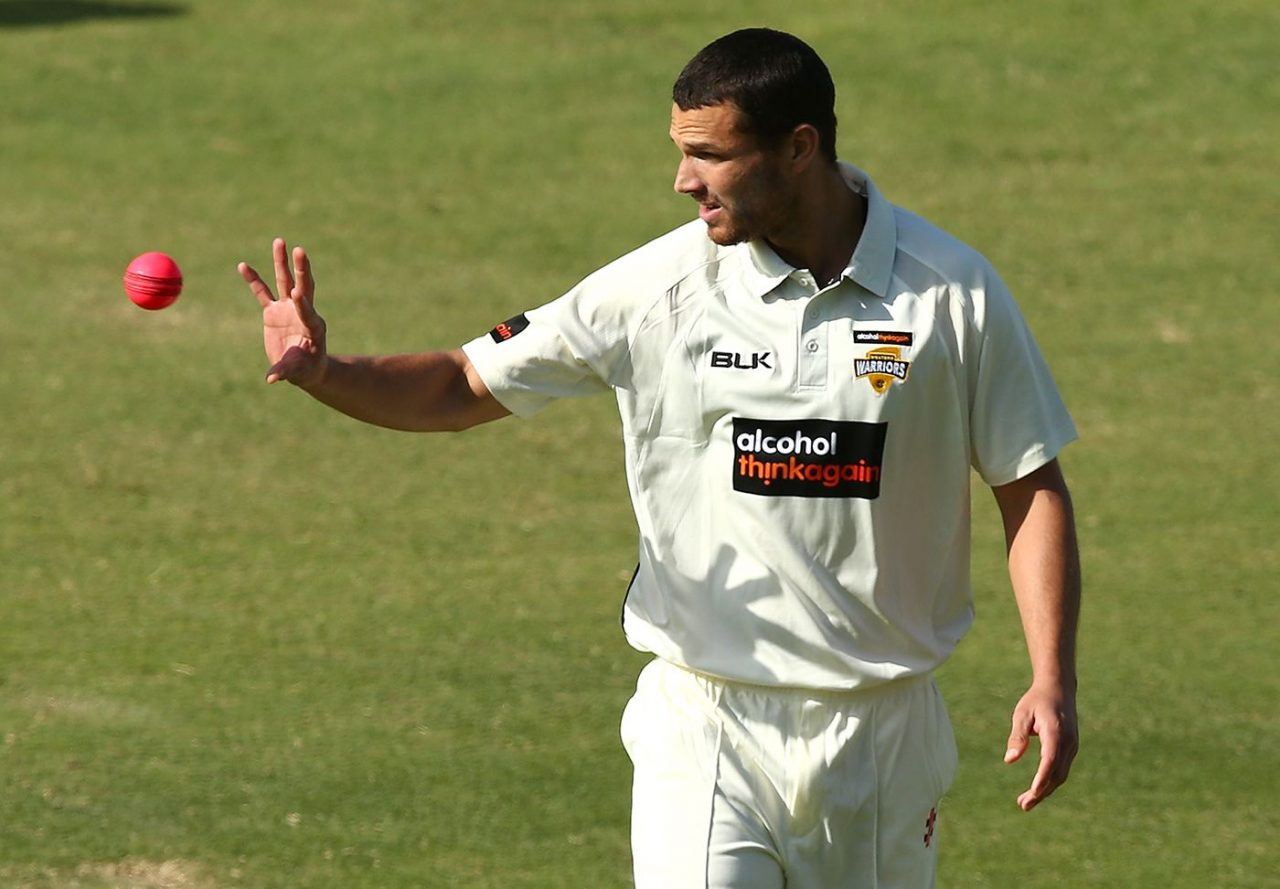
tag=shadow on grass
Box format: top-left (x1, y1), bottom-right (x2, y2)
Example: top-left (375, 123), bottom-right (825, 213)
top-left (0, 0), bottom-right (186, 28)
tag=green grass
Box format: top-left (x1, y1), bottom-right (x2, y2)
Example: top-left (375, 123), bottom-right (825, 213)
top-left (2, 0), bottom-right (1277, 886)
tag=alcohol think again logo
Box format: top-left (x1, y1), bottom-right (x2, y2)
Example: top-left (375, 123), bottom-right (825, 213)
top-left (731, 418), bottom-right (888, 499)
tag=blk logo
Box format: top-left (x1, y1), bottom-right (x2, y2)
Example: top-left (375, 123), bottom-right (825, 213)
top-left (711, 350), bottom-right (772, 370)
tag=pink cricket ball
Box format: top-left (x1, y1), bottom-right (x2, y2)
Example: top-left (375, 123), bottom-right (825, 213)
top-left (123, 252), bottom-right (183, 310)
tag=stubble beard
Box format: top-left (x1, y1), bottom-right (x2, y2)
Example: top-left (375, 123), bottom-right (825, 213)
top-left (702, 166), bottom-right (793, 248)
top-left (705, 216), bottom-right (747, 246)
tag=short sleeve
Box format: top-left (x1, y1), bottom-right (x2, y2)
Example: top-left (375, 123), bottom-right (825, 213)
top-left (968, 269), bottom-right (1077, 485)
top-left (460, 273), bottom-right (632, 418)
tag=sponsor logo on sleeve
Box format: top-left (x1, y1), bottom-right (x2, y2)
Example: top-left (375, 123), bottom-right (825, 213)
top-left (732, 417), bottom-right (888, 499)
top-left (488, 313), bottom-right (530, 343)
top-left (855, 345), bottom-right (911, 395)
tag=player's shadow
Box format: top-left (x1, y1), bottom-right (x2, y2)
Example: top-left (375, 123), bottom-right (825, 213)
top-left (0, 0), bottom-right (185, 27)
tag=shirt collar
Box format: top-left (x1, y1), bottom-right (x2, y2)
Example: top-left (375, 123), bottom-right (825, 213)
top-left (837, 161), bottom-right (896, 298)
top-left (741, 161), bottom-right (897, 300)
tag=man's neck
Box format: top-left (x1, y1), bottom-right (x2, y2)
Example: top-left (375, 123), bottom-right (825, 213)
top-left (766, 164), bottom-right (867, 286)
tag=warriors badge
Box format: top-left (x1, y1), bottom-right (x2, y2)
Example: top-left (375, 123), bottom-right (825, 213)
top-left (854, 345), bottom-right (911, 395)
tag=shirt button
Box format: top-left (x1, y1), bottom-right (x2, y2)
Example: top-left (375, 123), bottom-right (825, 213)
top-left (805, 340), bottom-right (819, 353)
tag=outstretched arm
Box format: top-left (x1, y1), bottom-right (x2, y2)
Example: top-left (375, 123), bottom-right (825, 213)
top-left (991, 458), bottom-right (1081, 812)
top-left (239, 239), bottom-right (510, 432)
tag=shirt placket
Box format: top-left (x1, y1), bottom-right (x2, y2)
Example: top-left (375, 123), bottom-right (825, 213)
top-left (796, 272), bottom-right (827, 391)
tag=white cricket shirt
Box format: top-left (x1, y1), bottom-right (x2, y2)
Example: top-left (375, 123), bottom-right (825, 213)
top-left (462, 163), bottom-right (1076, 690)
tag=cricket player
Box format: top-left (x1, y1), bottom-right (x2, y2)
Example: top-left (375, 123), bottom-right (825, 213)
top-left (240, 28), bottom-right (1081, 889)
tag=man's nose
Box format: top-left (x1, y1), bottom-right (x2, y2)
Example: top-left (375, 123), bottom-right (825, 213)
top-left (673, 156), bottom-right (701, 195)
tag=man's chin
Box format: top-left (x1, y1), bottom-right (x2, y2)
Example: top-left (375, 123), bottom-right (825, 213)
top-left (703, 221), bottom-right (749, 247)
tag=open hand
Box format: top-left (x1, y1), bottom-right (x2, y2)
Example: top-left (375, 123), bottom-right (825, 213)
top-left (239, 238), bottom-right (327, 387)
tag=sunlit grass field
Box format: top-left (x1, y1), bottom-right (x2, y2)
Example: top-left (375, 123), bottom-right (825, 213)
top-left (2, 1), bottom-right (1277, 886)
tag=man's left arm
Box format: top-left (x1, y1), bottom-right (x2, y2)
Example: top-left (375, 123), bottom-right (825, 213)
top-left (991, 457), bottom-right (1082, 811)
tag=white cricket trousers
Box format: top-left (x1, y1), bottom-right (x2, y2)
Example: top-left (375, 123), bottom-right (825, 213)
top-left (621, 658), bottom-right (958, 889)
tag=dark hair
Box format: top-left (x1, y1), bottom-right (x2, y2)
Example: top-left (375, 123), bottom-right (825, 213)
top-left (673, 28), bottom-right (838, 162)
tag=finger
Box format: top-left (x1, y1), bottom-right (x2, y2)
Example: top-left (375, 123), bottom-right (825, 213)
top-left (265, 350), bottom-right (293, 384)
top-left (265, 344), bottom-right (310, 384)
top-left (273, 238), bottom-right (294, 307)
top-left (1018, 775), bottom-right (1058, 811)
top-left (289, 249), bottom-right (325, 337)
top-left (1004, 713), bottom-right (1031, 764)
top-left (239, 262), bottom-right (275, 308)
top-left (292, 245), bottom-right (314, 300)
top-left (266, 364), bottom-right (294, 385)
top-left (1048, 729), bottom-right (1078, 787)
top-left (1054, 740), bottom-right (1078, 783)
top-left (1025, 734), bottom-right (1059, 807)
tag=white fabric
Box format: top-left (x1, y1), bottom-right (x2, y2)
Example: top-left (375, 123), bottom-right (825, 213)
top-left (621, 658), bottom-right (956, 889)
top-left (462, 163), bottom-right (1076, 689)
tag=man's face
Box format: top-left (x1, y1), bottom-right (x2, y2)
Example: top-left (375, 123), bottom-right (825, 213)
top-left (669, 102), bottom-right (795, 246)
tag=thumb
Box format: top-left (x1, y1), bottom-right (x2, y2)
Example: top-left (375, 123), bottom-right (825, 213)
top-left (1005, 712), bottom-right (1031, 763)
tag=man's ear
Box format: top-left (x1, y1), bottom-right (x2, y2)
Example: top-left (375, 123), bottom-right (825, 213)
top-left (788, 124), bottom-right (822, 171)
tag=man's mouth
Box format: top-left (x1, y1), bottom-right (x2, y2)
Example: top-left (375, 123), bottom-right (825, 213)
top-left (698, 202), bottom-right (723, 224)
